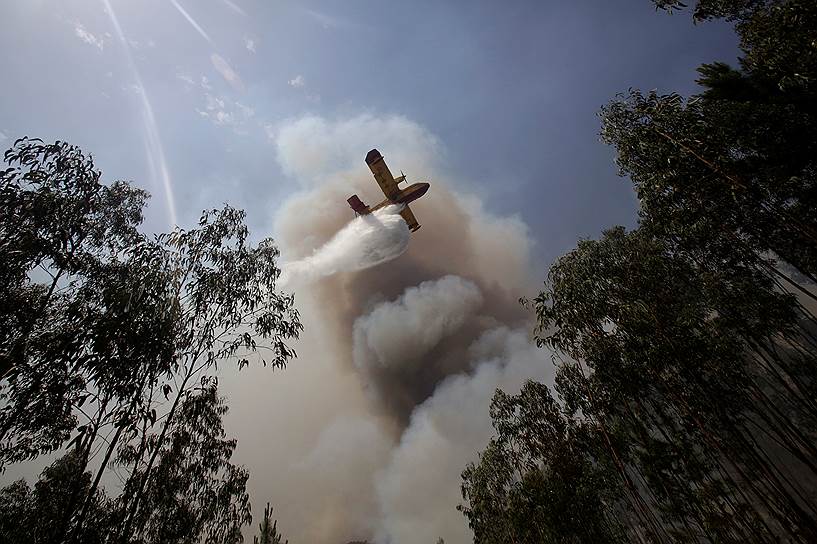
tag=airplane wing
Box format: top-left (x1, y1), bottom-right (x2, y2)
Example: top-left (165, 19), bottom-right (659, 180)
top-left (365, 149), bottom-right (399, 199)
top-left (400, 204), bottom-right (421, 232)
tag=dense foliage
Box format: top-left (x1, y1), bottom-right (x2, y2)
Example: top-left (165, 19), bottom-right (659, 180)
top-left (0, 450), bottom-right (114, 544)
top-left (461, 1), bottom-right (817, 542)
top-left (0, 138), bottom-right (302, 543)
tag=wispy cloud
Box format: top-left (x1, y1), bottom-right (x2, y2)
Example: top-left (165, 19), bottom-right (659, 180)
top-left (196, 93), bottom-right (255, 132)
top-left (0, 130), bottom-right (8, 143)
top-left (170, 0), bottom-right (212, 43)
top-left (211, 53), bottom-right (245, 91)
top-left (198, 95), bottom-right (233, 126)
top-left (176, 72), bottom-right (196, 87)
top-left (74, 22), bottom-right (105, 50)
top-left (286, 75), bottom-right (319, 102)
top-left (221, 0), bottom-right (247, 16)
top-left (244, 36), bottom-right (256, 53)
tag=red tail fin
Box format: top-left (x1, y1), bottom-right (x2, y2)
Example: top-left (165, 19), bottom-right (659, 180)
top-left (347, 195), bottom-right (368, 214)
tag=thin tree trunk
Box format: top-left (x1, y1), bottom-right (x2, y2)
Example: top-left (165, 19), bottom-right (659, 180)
top-left (117, 366), bottom-right (194, 543)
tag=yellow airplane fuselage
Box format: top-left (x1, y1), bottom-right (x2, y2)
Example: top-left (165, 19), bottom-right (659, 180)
top-left (365, 182), bottom-right (430, 213)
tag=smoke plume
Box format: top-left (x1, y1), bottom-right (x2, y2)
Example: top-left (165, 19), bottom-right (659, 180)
top-left (220, 114), bottom-right (553, 544)
top-left (353, 275), bottom-right (483, 371)
top-left (374, 327), bottom-right (553, 544)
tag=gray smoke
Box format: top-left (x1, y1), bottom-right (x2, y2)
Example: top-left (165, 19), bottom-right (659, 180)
top-left (220, 114), bottom-right (554, 544)
top-left (374, 327), bottom-right (553, 544)
top-left (353, 275), bottom-right (483, 371)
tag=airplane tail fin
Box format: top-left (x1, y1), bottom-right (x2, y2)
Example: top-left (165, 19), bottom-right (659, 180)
top-left (347, 194), bottom-right (368, 214)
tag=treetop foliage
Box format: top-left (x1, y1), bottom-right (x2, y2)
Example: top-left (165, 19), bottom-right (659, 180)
top-left (652, 0), bottom-right (766, 21)
top-left (0, 136), bottom-right (302, 543)
top-left (253, 502), bottom-right (287, 544)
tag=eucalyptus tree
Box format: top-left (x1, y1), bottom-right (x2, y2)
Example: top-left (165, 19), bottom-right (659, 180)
top-left (253, 502), bottom-right (288, 544)
top-left (601, 88), bottom-right (817, 289)
top-left (606, 0), bottom-right (817, 283)
top-left (120, 382), bottom-right (251, 544)
top-left (0, 138), bottom-right (149, 465)
top-left (0, 137), bottom-right (302, 543)
top-left (460, 381), bottom-right (629, 544)
top-left (0, 450), bottom-right (115, 544)
top-left (592, 3), bottom-right (817, 534)
top-left (464, 0), bottom-right (817, 542)
top-left (532, 227), bottom-right (817, 541)
top-left (109, 204), bottom-right (302, 543)
top-left (649, 0), bottom-right (766, 20)
top-left (465, 226), bottom-right (817, 542)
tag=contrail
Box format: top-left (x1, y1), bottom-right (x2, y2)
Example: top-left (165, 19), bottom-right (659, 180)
top-left (170, 0), bottom-right (212, 43)
top-left (102, 0), bottom-right (178, 227)
top-left (221, 0), bottom-right (247, 16)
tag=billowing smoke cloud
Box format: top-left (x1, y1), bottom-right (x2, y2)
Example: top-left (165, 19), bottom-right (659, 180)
top-left (353, 275), bottom-right (483, 371)
top-left (280, 205), bottom-right (410, 288)
top-left (374, 328), bottom-right (553, 544)
top-left (220, 114), bottom-right (553, 544)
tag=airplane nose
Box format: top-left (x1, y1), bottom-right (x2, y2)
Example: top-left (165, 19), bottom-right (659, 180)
top-left (418, 182), bottom-right (430, 196)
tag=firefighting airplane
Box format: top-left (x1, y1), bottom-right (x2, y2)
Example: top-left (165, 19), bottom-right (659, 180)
top-left (347, 149), bottom-right (430, 232)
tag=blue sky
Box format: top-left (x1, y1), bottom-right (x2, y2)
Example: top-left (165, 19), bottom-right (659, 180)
top-left (1, 0), bottom-right (738, 266)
